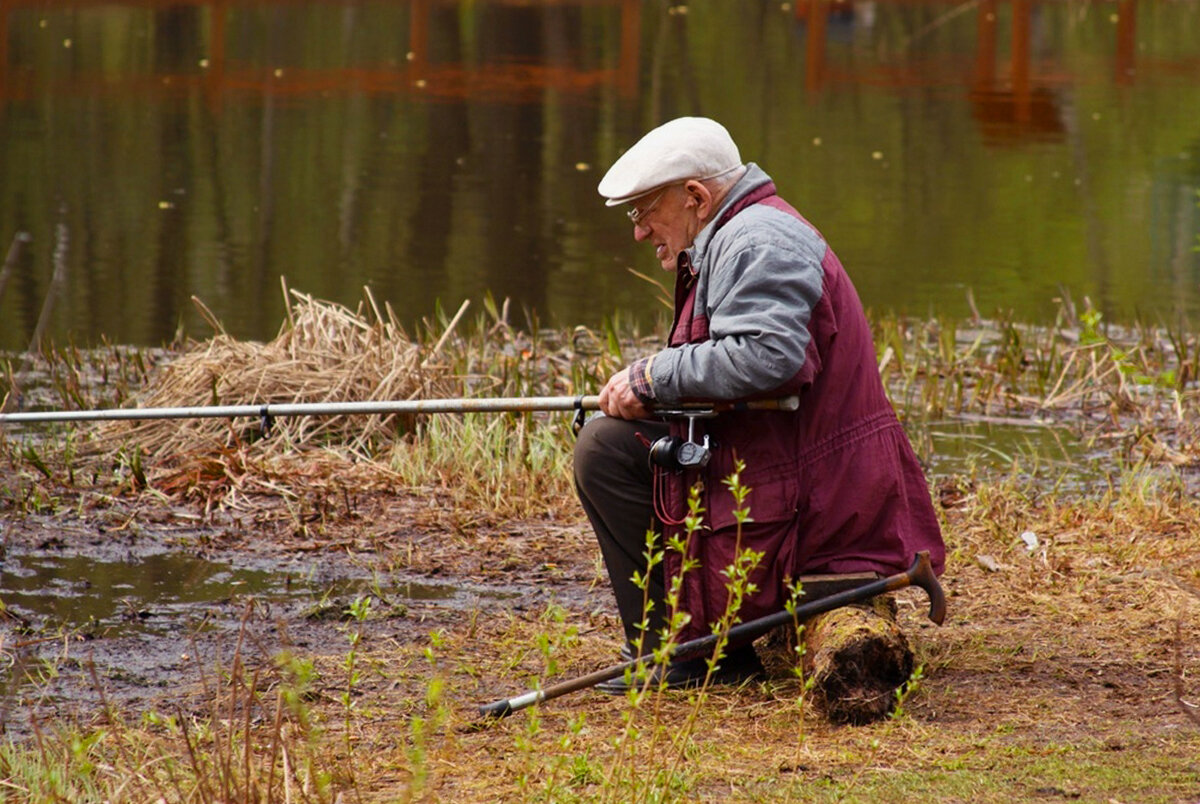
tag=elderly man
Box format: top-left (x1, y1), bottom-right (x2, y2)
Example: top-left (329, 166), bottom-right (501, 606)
top-left (573, 117), bottom-right (945, 691)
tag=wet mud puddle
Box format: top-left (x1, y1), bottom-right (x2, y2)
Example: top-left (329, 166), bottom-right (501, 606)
top-left (0, 544), bottom-right (524, 725)
top-left (0, 549), bottom-right (490, 636)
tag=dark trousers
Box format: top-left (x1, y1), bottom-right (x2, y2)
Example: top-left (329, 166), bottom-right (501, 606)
top-left (573, 415), bottom-right (670, 654)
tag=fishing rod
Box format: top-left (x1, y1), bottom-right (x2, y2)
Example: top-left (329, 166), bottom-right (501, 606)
top-left (0, 394), bottom-right (799, 425)
top-left (1, 394), bottom-right (799, 471)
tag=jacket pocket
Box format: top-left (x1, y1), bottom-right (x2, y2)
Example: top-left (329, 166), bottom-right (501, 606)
top-left (705, 461), bottom-right (799, 533)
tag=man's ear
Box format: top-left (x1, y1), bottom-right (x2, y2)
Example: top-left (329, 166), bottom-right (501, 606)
top-left (685, 180), bottom-right (714, 218)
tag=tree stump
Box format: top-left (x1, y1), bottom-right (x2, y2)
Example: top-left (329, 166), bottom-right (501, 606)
top-left (757, 575), bottom-right (915, 725)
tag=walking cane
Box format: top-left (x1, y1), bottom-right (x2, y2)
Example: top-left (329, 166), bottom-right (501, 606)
top-left (477, 550), bottom-right (945, 720)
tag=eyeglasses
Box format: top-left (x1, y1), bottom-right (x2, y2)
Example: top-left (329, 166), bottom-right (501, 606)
top-left (626, 186), bottom-right (671, 226)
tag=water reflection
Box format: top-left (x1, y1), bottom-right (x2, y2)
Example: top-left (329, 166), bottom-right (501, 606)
top-left (0, 549), bottom-right (494, 635)
top-left (0, 0), bottom-right (1197, 350)
top-left (922, 417), bottom-right (1109, 491)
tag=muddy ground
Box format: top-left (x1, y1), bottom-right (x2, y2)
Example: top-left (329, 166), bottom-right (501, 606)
top-left (0, 485), bottom-right (609, 734)
top-left (2, 474), bottom-right (1199, 801)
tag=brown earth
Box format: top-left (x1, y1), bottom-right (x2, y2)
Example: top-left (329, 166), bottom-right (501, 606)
top-left (2, 475), bottom-right (1199, 802)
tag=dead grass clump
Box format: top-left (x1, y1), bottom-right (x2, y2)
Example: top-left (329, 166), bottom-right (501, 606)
top-left (88, 283), bottom-right (456, 496)
top-left (933, 466), bottom-right (1200, 685)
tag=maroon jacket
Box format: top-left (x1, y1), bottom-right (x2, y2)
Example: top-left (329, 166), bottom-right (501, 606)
top-left (647, 167), bottom-right (945, 642)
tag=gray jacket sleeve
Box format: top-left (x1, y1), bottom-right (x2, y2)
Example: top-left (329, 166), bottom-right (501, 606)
top-left (648, 217), bottom-right (826, 403)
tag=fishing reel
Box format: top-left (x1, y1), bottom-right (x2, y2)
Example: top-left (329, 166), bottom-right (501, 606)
top-left (648, 412), bottom-right (711, 471)
top-left (649, 434), bottom-right (710, 470)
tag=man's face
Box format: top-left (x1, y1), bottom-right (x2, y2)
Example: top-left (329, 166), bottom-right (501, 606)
top-left (628, 183), bottom-right (704, 272)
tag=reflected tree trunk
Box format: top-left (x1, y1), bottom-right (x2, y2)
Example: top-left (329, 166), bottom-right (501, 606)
top-left (672, 3), bottom-right (702, 116)
top-left (1115, 0), bottom-right (1137, 86)
top-left (804, 0), bottom-right (828, 95)
top-left (1061, 97), bottom-right (1111, 319)
top-left (1011, 0), bottom-right (1031, 125)
top-left (0, 3), bottom-right (8, 122)
top-left (472, 4), bottom-right (551, 316)
top-left (617, 0), bottom-right (641, 100)
top-left (974, 0), bottom-right (997, 89)
top-left (337, 5), bottom-right (365, 260)
top-left (154, 4), bottom-right (204, 341)
top-left (399, 3), bottom-right (468, 308)
top-left (196, 68), bottom-right (235, 334)
top-left (647, 0), bottom-right (670, 126)
top-left (255, 7), bottom-right (285, 327)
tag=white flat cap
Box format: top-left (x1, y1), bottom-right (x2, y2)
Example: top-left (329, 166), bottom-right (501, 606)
top-left (598, 117), bottom-right (742, 207)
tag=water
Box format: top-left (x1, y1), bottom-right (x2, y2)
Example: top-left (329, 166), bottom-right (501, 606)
top-left (0, 543), bottom-right (529, 719)
top-left (1, 0), bottom-right (1198, 351)
top-left (923, 417), bottom-right (1110, 487)
top-left (0, 548), bottom-right (506, 636)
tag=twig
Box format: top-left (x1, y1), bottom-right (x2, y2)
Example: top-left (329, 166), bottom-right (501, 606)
top-left (0, 231), bottom-right (31, 307)
top-left (626, 266), bottom-right (673, 310)
top-left (281, 275), bottom-right (296, 330)
top-left (902, 0), bottom-right (981, 50)
top-left (1174, 619), bottom-right (1200, 727)
top-left (425, 299), bottom-right (471, 363)
top-left (177, 706), bottom-right (219, 804)
top-left (27, 217), bottom-right (68, 355)
top-left (191, 295), bottom-right (228, 335)
top-left (965, 287), bottom-right (982, 325)
top-left (1172, 577), bottom-right (1200, 727)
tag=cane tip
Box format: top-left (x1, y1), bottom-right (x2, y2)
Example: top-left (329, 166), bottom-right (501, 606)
top-left (477, 700), bottom-right (514, 720)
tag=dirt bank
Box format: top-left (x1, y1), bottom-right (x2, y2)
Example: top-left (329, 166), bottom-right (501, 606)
top-left (2, 472), bottom-right (1198, 802)
top-left (0, 484), bottom-right (608, 738)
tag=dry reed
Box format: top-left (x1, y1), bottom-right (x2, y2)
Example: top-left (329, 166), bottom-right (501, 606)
top-left (88, 280), bottom-right (458, 499)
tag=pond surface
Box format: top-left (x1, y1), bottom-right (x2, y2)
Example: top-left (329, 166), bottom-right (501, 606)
top-left (1, 0), bottom-right (1198, 351)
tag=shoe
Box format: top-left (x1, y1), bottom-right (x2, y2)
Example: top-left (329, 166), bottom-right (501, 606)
top-left (597, 644), bottom-right (763, 695)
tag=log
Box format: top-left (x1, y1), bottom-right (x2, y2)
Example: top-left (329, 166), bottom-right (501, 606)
top-left (803, 595), bottom-right (914, 724)
top-left (756, 574), bottom-right (915, 725)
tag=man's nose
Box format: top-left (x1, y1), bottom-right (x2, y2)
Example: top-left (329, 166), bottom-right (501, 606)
top-left (633, 222), bottom-right (651, 241)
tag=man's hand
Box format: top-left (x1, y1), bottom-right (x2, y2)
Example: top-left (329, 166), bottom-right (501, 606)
top-left (598, 367), bottom-right (651, 420)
